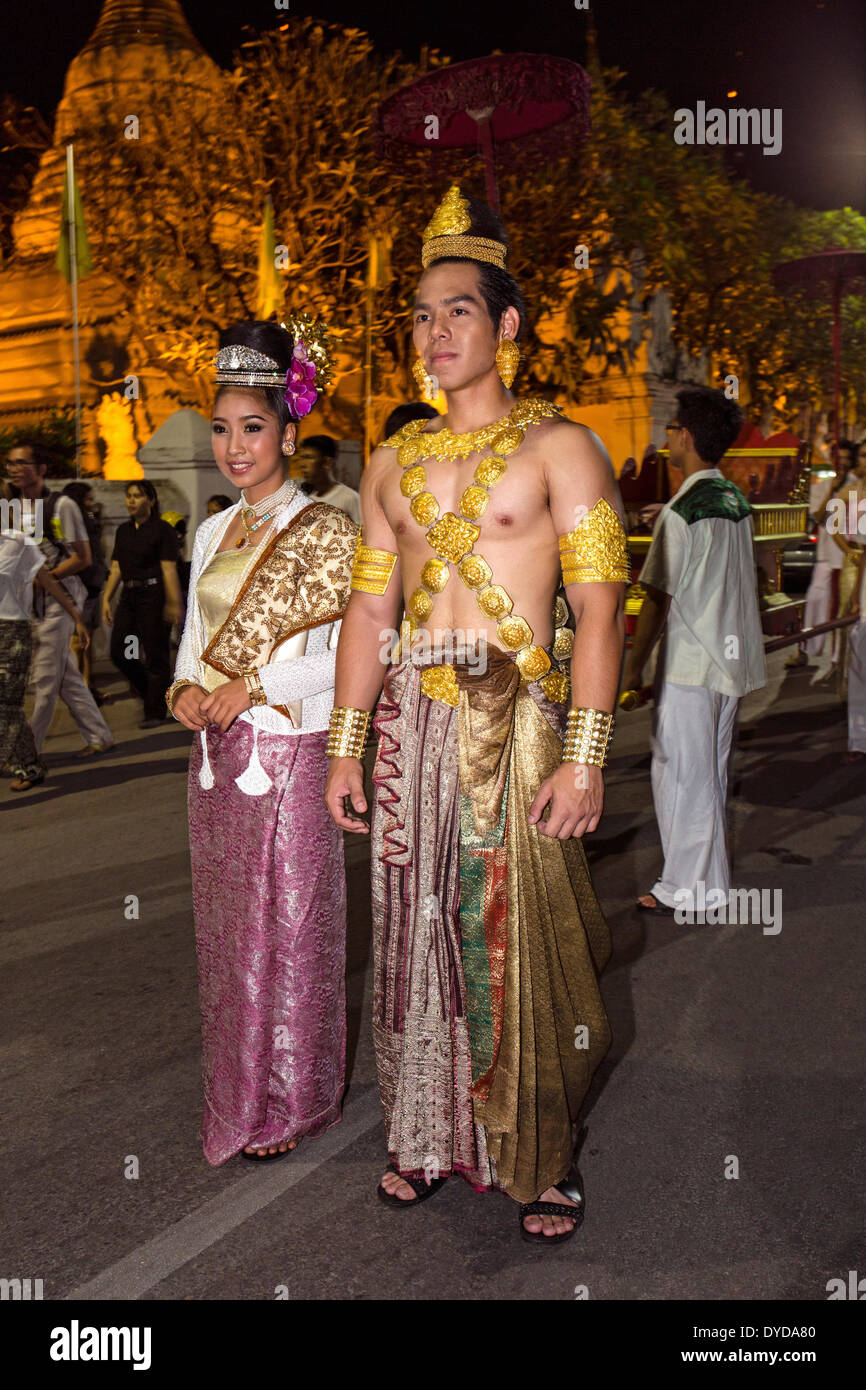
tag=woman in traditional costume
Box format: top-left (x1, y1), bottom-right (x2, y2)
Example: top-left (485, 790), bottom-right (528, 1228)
top-left (168, 318), bottom-right (358, 1165)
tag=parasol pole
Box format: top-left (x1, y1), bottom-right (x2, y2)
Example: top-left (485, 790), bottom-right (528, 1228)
top-left (65, 145), bottom-right (83, 480)
top-left (468, 107), bottom-right (499, 211)
top-left (831, 274), bottom-right (841, 469)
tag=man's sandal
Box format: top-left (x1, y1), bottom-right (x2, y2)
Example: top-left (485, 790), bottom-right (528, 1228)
top-left (519, 1167), bottom-right (585, 1245)
top-left (376, 1163), bottom-right (448, 1208)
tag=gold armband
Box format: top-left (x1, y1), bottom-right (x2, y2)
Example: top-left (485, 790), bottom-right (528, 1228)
top-left (166, 678), bottom-right (198, 716)
top-left (561, 707), bottom-right (615, 768)
top-left (243, 671), bottom-right (268, 707)
top-left (559, 498), bottom-right (630, 585)
top-left (327, 706), bottom-right (372, 759)
top-left (351, 532), bottom-right (398, 596)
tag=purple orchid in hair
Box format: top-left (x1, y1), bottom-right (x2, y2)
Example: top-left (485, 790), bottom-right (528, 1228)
top-left (284, 339), bottom-right (318, 419)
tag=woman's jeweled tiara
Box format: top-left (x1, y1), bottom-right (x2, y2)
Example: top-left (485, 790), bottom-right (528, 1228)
top-left (213, 315), bottom-right (333, 420)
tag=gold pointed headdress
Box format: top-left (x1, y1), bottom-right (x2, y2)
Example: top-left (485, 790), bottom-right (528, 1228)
top-left (421, 185), bottom-right (507, 271)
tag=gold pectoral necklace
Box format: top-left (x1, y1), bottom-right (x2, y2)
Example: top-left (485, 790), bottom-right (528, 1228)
top-left (383, 396), bottom-right (572, 700)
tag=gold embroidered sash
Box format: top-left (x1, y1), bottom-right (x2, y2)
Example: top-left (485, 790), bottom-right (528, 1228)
top-left (202, 503), bottom-right (358, 712)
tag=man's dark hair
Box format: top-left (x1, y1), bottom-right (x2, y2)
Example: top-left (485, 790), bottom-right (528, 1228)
top-left (207, 494), bottom-right (233, 511)
top-left (302, 434), bottom-right (337, 461)
top-left (384, 402), bottom-right (439, 438)
top-left (675, 386), bottom-right (743, 465)
top-left (215, 320), bottom-right (297, 434)
top-left (8, 438), bottom-right (55, 475)
top-left (426, 194), bottom-right (529, 341)
top-left (836, 438), bottom-right (855, 457)
top-left (126, 479), bottom-right (159, 517)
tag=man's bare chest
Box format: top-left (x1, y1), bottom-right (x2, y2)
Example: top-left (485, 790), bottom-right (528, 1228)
top-left (381, 447), bottom-right (550, 544)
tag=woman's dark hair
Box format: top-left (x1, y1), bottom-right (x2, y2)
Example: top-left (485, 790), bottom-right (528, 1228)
top-left (428, 194), bottom-right (529, 341)
top-left (126, 479), bottom-right (159, 517)
top-left (215, 320), bottom-right (296, 434)
top-left (676, 386), bottom-right (744, 465)
top-left (62, 481), bottom-right (93, 509)
top-left (207, 493), bottom-right (234, 511)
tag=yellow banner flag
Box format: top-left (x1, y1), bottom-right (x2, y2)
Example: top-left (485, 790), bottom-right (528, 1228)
top-left (256, 196), bottom-right (283, 320)
top-left (55, 151), bottom-right (94, 282)
top-left (368, 232), bottom-right (392, 291)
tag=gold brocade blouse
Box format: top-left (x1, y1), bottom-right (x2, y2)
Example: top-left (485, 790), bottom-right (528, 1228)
top-left (196, 545), bottom-right (259, 694)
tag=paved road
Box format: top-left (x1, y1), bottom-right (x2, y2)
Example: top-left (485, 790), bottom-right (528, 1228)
top-left (2, 652), bottom-right (864, 1301)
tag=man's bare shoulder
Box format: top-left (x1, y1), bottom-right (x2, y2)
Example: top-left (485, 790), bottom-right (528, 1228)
top-left (363, 443), bottom-right (400, 489)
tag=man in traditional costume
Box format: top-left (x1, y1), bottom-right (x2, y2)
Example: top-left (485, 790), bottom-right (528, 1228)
top-left (169, 318), bottom-right (358, 1166)
top-left (325, 188), bottom-right (629, 1242)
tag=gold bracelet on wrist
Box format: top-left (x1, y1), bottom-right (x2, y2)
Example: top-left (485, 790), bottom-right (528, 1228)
top-left (243, 671), bottom-right (268, 707)
top-left (327, 706), bottom-right (372, 759)
top-left (166, 678), bottom-right (198, 716)
top-left (561, 706), bottom-right (615, 768)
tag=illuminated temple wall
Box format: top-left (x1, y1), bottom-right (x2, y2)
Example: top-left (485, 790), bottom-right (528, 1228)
top-left (0, 0), bottom-right (689, 477)
top-left (0, 0), bottom-right (221, 473)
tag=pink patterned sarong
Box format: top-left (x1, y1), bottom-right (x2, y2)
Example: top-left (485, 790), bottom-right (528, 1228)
top-left (189, 721), bottom-right (346, 1165)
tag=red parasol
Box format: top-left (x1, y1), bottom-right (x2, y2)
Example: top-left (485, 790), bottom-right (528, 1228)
top-left (773, 249), bottom-right (866, 463)
top-left (377, 53), bottom-right (591, 211)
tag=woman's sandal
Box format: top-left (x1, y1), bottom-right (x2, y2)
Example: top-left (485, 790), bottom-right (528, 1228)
top-left (519, 1125), bottom-right (587, 1246)
top-left (376, 1163), bottom-right (448, 1208)
top-left (240, 1139), bottom-right (299, 1162)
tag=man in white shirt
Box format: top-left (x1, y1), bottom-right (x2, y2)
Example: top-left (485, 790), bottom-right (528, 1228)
top-left (622, 386), bottom-right (767, 916)
top-left (5, 442), bottom-right (113, 757)
top-left (297, 435), bottom-right (361, 525)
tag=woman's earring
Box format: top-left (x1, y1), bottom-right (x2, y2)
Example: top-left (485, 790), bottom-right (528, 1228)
top-left (495, 338), bottom-right (520, 389)
top-left (412, 356), bottom-right (438, 404)
top-left (282, 440), bottom-right (295, 456)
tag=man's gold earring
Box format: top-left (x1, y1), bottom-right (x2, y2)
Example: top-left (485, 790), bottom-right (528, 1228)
top-left (412, 356), bottom-right (438, 404)
top-left (495, 337), bottom-right (520, 389)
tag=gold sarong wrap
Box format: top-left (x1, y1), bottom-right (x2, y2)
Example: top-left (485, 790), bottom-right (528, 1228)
top-left (201, 502), bottom-right (357, 719)
top-left (371, 642), bottom-right (612, 1203)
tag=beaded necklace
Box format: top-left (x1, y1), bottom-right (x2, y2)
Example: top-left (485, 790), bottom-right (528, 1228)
top-left (235, 478), bottom-right (297, 551)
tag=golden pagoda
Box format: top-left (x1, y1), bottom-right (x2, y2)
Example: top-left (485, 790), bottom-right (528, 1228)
top-left (0, 0), bottom-right (220, 472)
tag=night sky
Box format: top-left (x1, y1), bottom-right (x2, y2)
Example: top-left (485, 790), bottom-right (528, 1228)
top-left (3, 0), bottom-right (864, 211)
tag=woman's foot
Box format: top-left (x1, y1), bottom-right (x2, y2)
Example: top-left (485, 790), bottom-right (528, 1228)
top-left (242, 1138), bottom-right (298, 1160)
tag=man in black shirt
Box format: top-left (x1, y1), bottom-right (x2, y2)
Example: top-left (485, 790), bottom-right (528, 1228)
top-left (102, 481), bottom-right (183, 727)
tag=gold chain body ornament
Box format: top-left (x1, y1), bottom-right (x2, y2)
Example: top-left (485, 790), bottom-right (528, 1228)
top-left (383, 398), bottom-right (570, 707)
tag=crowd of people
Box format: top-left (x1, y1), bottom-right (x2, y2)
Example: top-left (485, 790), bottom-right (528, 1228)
top-left (0, 436), bottom-right (363, 786)
top-left (1, 182), bottom-right (862, 1249)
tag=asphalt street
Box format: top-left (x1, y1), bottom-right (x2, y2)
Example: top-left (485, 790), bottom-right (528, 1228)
top-left (1, 649), bottom-right (864, 1302)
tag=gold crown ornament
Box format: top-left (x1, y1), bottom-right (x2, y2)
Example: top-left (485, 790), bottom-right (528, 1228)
top-left (421, 184), bottom-right (507, 271)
